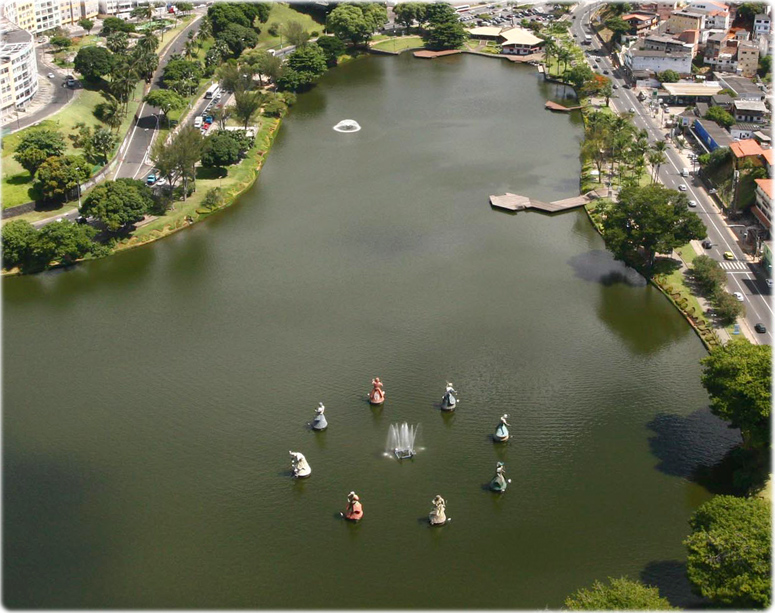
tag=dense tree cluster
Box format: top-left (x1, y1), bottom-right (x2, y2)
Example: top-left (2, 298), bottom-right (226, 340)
top-left (81, 178), bottom-right (155, 232)
top-left (201, 130), bottom-right (252, 168)
top-left (34, 155), bottom-right (91, 202)
top-left (2, 219), bottom-right (100, 272)
top-left (564, 577), bottom-right (676, 610)
top-left (207, 3), bottom-right (269, 35)
top-left (326, 3), bottom-right (387, 46)
top-left (12, 128), bottom-right (66, 175)
top-left (691, 256), bottom-right (746, 323)
top-left (704, 105), bottom-right (736, 129)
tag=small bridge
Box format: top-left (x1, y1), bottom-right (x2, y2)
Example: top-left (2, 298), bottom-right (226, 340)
top-left (489, 193), bottom-right (595, 214)
top-left (413, 49), bottom-right (463, 59)
top-left (545, 100), bottom-right (582, 112)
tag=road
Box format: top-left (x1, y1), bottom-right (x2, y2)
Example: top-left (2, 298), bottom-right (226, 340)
top-left (114, 9), bottom-right (206, 182)
top-left (570, 1), bottom-right (771, 344)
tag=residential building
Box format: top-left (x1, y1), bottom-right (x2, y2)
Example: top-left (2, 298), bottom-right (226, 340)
top-left (1, 0), bottom-right (36, 32)
top-left (716, 73), bottom-right (766, 100)
top-left (32, 0), bottom-right (61, 31)
top-left (657, 80), bottom-right (722, 104)
top-left (620, 12), bottom-right (660, 34)
top-left (643, 33), bottom-right (694, 54)
top-left (499, 28), bottom-right (543, 55)
top-left (98, 0), bottom-right (135, 15)
top-left (639, 1), bottom-right (681, 21)
top-left (736, 41), bottom-right (759, 78)
top-left (624, 48), bottom-right (693, 75)
top-left (754, 14), bottom-right (770, 39)
top-left (703, 9), bottom-right (730, 29)
top-left (60, 0), bottom-right (78, 25)
top-left (665, 10), bottom-right (705, 34)
top-left (753, 178), bottom-right (772, 230)
top-left (694, 117), bottom-right (735, 150)
top-left (733, 99), bottom-right (768, 123)
top-left (710, 93), bottom-right (735, 109)
top-left (0, 16), bottom-right (39, 112)
top-left (731, 122), bottom-right (768, 140)
top-left (730, 138), bottom-right (765, 162)
top-left (0, 0), bottom-right (88, 32)
top-left (687, 0), bottom-right (728, 13)
top-left (80, 0), bottom-right (98, 19)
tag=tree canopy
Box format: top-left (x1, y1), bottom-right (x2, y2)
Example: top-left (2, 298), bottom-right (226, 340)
top-left (691, 254), bottom-right (727, 294)
top-left (564, 577), bottom-right (676, 610)
top-left (32, 220), bottom-right (98, 266)
top-left (101, 16), bottom-right (135, 35)
top-left (34, 155), bottom-right (91, 202)
top-left (314, 36), bottom-right (346, 67)
top-left (13, 128), bottom-right (66, 174)
top-left (216, 22), bottom-right (259, 59)
top-left (658, 69), bottom-right (680, 83)
top-left (207, 3), bottom-right (269, 34)
top-left (705, 105), bottom-right (736, 129)
top-left (326, 4), bottom-right (386, 45)
top-left (144, 90), bottom-right (185, 127)
top-left (600, 184), bottom-right (706, 273)
top-left (2, 220), bottom-right (39, 270)
top-left (81, 178), bottom-right (154, 232)
top-left (425, 18), bottom-right (467, 50)
top-left (74, 46), bottom-right (113, 81)
top-left (685, 495), bottom-right (771, 608)
top-left (201, 131), bottom-right (243, 168)
top-left (701, 339), bottom-right (771, 450)
top-left (393, 2), bottom-right (427, 28)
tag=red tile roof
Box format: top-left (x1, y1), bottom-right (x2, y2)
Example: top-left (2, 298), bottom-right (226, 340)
top-left (730, 139), bottom-right (764, 158)
top-left (756, 178), bottom-right (773, 199)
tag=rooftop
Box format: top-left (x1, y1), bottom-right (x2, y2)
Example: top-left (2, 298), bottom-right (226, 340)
top-left (671, 10), bottom-right (706, 18)
top-left (732, 122), bottom-right (771, 131)
top-left (662, 82), bottom-right (723, 96)
top-left (729, 138), bottom-right (764, 158)
top-left (499, 27), bottom-right (543, 46)
top-left (718, 75), bottom-right (765, 96)
top-left (733, 99), bottom-right (768, 112)
top-left (755, 178), bottom-right (773, 199)
top-left (696, 118), bottom-right (735, 146)
top-left (631, 48), bottom-right (691, 57)
top-left (761, 148), bottom-right (774, 163)
top-left (467, 26), bottom-right (503, 37)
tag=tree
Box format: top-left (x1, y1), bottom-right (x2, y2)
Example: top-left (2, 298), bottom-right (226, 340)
top-left (175, 2), bottom-right (194, 13)
top-left (217, 62), bottom-right (252, 93)
top-left (101, 16), bottom-right (135, 35)
top-left (81, 178), bottom-right (153, 231)
top-left (565, 577), bottom-right (676, 610)
top-left (393, 2), bottom-right (427, 28)
top-left (2, 220), bottom-right (38, 270)
top-left (599, 79), bottom-right (614, 106)
top-left (600, 184), bottom-right (706, 273)
top-left (286, 43), bottom-right (327, 78)
top-left (233, 90), bottom-right (264, 129)
top-left (211, 105), bottom-right (231, 130)
top-left (701, 339), bottom-right (770, 450)
top-left (684, 495), bottom-right (770, 608)
top-left (566, 63), bottom-right (594, 89)
top-left (163, 59), bottom-right (203, 96)
top-left (106, 31), bottom-right (129, 54)
top-left (131, 5), bottom-right (153, 20)
top-left (151, 127), bottom-right (204, 201)
top-left (32, 220), bottom-right (97, 267)
top-left (736, 3), bottom-right (768, 23)
top-left (425, 19), bottom-right (467, 50)
top-left (216, 22), bottom-right (259, 59)
top-left (13, 128), bottom-right (66, 174)
top-left (658, 69), bottom-right (680, 83)
top-left (89, 127), bottom-right (117, 163)
top-left (425, 3), bottom-right (457, 25)
top-left (50, 35), bottom-right (72, 49)
top-left (316, 36), bottom-right (346, 67)
top-left (201, 132), bottom-right (242, 168)
top-left (361, 3), bottom-right (388, 32)
top-left (73, 46), bottom-right (113, 81)
top-left (136, 31), bottom-right (160, 56)
top-left (705, 106), bottom-right (735, 129)
top-left (604, 16), bottom-right (630, 44)
top-left (131, 49), bottom-right (159, 83)
top-left (78, 18), bottom-right (94, 33)
top-left (94, 92), bottom-right (122, 131)
top-left (144, 89), bottom-right (185, 127)
top-left (34, 155), bottom-right (91, 202)
top-left (282, 21), bottom-right (311, 47)
top-left (207, 3), bottom-right (251, 33)
top-left (202, 187), bottom-right (224, 211)
top-left (327, 4), bottom-right (375, 46)
top-left (691, 255), bottom-right (727, 294)
top-left (713, 290), bottom-right (746, 325)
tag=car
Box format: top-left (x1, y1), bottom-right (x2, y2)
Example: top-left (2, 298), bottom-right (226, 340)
top-left (628, 107), bottom-right (636, 113)
top-left (202, 123), bottom-right (210, 131)
top-left (76, 215), bottom-right (88, 225)
top-left (603, 69), bottom-right (609, 74)
top-left (613, 84), bottom-right (618, 89)
top-left (708, 188), bottom-right (717, 194)
top-left (204, 115), bottom-right (213, 124)
top-left (678, 185), bottom-right (687, 191)
top-left (702, 239), bottom-right (712, 249)
top-left (47, 72), bottom-right (55, 79)
top-left (733, 291), bottom-right (744, 302)
top-left (688, 200), bottom-right (697, 207)
top-left (194, 116), bottom-right (203, 128)
top-left (155, 177), bottom-right (167, 187)
top-left (755, 323), bottom-right (767, 334)
top-left (623, 84), bottom-right (631, 89)
top-left (723, 251), bottom-right (735, 260)
top-left (766, 278), bottom-right (773, 288)
top-left (146, 173), bottom-right (156, 185)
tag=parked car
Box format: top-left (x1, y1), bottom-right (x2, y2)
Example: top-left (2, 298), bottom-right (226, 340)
top-left (75, 215), bottom-right (88, 225)
top-left (723, 251), bottom-right (735, 260)
top-left (194, 116), bottom-right (203, 128)
top-left (733, 291), bottom-right (744, 302)
top-left (766, 278), bottom-right (773, 288)
top-left (708, 188), bottom-right (717, 194)
top-left (755, 323), bottom-right (767, 333)
top-left (623, 84), bottom-right (631, 89)
top-left (146, 173), bottom-right (156, 185)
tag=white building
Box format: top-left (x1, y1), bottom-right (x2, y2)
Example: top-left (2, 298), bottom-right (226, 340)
top-left (98, 0), bottom-right (135, 15)
top-left (754, 14), bottom-right (771, 39)
top-left (498, 28), bottom-right (544, 55)
top-left (0, 16), bottom-right (38, 112)
top-left (625, 48), bottom-right (693, 75)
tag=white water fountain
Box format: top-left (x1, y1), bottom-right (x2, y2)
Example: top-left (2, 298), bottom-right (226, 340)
top-left (386, 422), bottom-right (420, 460)
top-left (333, 119), bottom-right (361, 133)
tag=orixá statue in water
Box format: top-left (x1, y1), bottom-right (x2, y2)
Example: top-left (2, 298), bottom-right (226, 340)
top-left (311, 402), bottom-right (328, 431)
top-left (489, 461), bottom-right (510, 492)
top-left (289, 451), bottom-right (312, 478)
top-left (343, 491), bottom-right (363, 522)
top-left (429, 494), bottom-right (447, 526)
top-left (369, 377), bottom-right (385, 405)
top-left (440, 382), bottom-right (457, 411)
top-left (493, 413), bottom-right (510, 442)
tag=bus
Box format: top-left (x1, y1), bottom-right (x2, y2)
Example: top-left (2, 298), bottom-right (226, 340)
top-left (205, 83), bottom-right (220, 99)
top-left (455, 4), bottom-right (471, 12)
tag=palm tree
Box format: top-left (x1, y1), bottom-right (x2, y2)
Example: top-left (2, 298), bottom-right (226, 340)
top-left (198, 16), bottom-right (212, 40)
top-left (648, 149), bottom-right (667, 183)
top-left (184, 39), bottom-right (197, 59)
top-left (212, 105), bottom-right (230, 131)
top-left (137, 31), bottom-right (159, 55)
top-left (558, 47), bottom-right (573, 75)
top-left (233, 90), bottom-right (265, 130)
top-left (96, 93), bottom-right (123, 131)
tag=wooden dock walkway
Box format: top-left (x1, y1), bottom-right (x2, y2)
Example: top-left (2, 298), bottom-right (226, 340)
top-left (489, 192), bottom-right (595, 213)
top-left (413, 49), bottom-right (462, 59)
top-left (545, 100), bottom-right (582, 112)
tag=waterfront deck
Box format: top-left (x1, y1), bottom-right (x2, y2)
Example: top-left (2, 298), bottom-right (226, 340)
top-left (545, 100), bottom-right (582, 112)
top-left (413, 49), bottom-right (463, 59)
top-left (489, 192), bottom-right (594, 213)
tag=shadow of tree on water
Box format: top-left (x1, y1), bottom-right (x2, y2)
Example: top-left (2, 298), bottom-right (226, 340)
top-left (640, 560), bottom-right (709, 610)
top-left (646, 409), bottom-right (744, 494)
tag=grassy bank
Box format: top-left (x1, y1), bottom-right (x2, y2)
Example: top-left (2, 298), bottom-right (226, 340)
top-left (116, 117), bottom-right (280, 249)
top-left (257, 3), bottom-right (324, 51)
top-left (371, 36), bottom-right (425, 53)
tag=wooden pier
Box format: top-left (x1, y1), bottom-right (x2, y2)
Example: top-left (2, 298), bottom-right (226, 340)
top-left (413, 49), bottom-right (462, 59)
top-left (545, 100), bottom-right (582, 112)
top-left (489, 192), bottom-right (594, 214)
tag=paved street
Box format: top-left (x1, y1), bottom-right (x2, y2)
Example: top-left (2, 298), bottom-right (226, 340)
top-left (571, 1), bottom-right (771, 345)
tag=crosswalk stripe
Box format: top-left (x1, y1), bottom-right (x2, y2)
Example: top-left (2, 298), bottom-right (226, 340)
top-left (720, 261), bottom-right (749, 271)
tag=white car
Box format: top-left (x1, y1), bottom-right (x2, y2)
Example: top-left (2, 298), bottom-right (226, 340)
top-left (733, 291), bottom-right (744, 302)
top-left (678, 185), bottom-right (687, 191)
top-left (47, 72), bottom-right (55, 78)
top-left (688, 200), bottom-right (697, 207)
top-left (766, 279), bottom-right (773, 288)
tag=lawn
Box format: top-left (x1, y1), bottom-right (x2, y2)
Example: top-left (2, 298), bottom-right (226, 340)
top-left (256, 3), bottom-right (325, 50)
top-left (2, 80), bottom-right (144, 209)
top-left (371, 36), bottom-right (425, 52)
top-left (121, 116), bottom-right (280, 244)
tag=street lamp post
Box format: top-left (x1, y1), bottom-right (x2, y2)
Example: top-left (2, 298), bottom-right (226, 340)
top-left (75, 167), bottom-right (82, 210)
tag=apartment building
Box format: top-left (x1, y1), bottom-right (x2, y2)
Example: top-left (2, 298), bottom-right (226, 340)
top-left (754, 14), bottom-right (770, 39)
top-left (98, 0), bottom-right (135, 15)
top-left (0, 16), bottom-right (39, 112)
top-left (664, 10), bottom-right (705, 34)
top-left (737, 40), bottom-right (760, 78)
